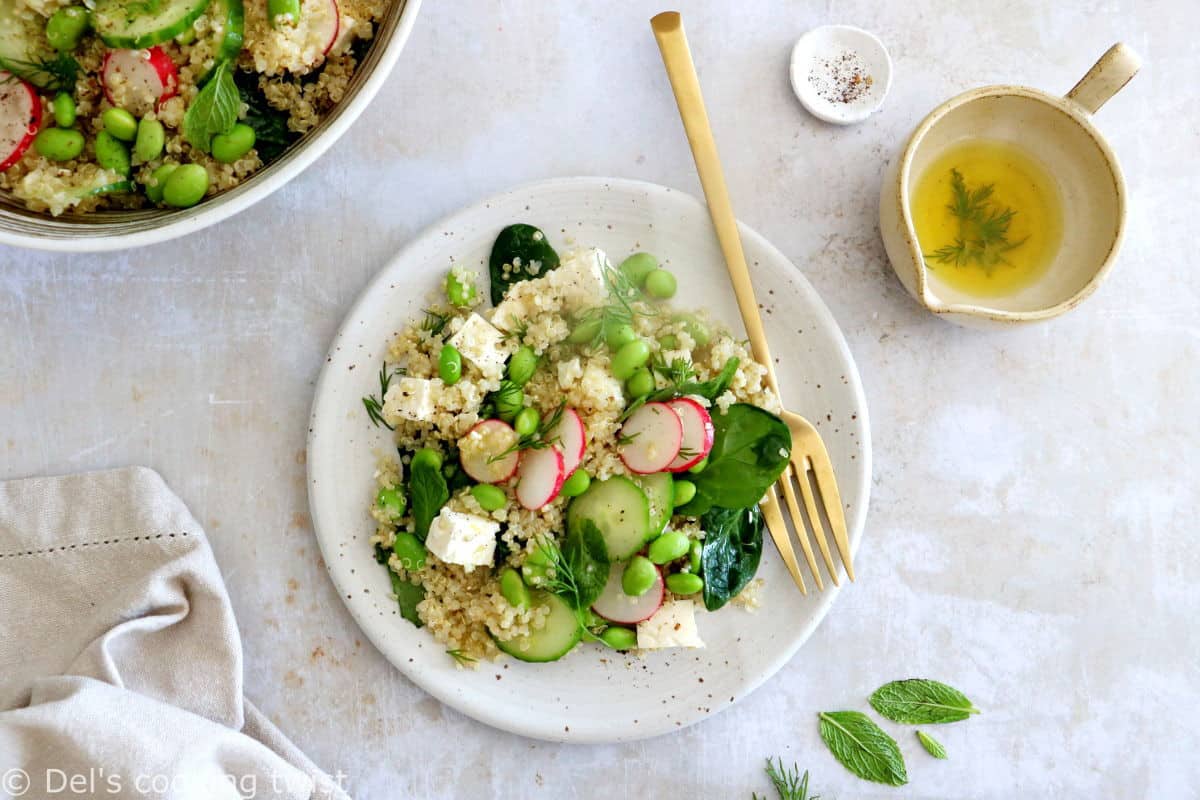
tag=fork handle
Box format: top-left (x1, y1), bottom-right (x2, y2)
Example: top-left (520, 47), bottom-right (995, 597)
top-left (651, 11), bottom-right (780, 394)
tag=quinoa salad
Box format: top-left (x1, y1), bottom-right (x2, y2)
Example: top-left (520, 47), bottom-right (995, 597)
top-left (364, 224), bottom-right (791, 665)
top-left (0, 0), bottom-right (389, 215)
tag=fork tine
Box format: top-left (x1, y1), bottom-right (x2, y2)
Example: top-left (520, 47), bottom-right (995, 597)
top-left (794, 456), bottom-right (839, 586)
top-left (761, 488), bottom-right (807, 595)
top-left (777, 468), bottom-right (823, 591)
top-left (809, 447), bottom-right (855, 582)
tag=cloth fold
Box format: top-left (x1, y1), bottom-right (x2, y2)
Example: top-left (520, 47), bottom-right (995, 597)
top-left (0, 467), bottom-right (349, 800)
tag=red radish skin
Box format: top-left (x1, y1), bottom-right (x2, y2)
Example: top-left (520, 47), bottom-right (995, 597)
top-left (458, 420), bottom-right (520, 484)
top-left (617, 401), bottom-right (682, 474)
top-left (547, 407), bottom-right (586, 476)
top-left (318, 0), bottom-right (341, 54)
top-left (102, 48), bottom-right (178, 115)
top-left (591, 562), bottom-right (664, 624)
top-left (515, 445), bottom-right (565, 510)
top-left (666, 397), bottom-right (715, 472)
top-left (0, 73), bottom-right (41, 171)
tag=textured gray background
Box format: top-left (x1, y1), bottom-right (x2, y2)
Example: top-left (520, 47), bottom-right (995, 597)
top-left (2, 1), bottom-right (1197, 797)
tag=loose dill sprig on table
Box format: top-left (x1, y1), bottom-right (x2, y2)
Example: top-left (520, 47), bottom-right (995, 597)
top-left (362, 361), bottom-right (402, 430)
top-left (751, 758), bottom-right (820, 800)
top-left (924, 168), bottom-right (1026, 270)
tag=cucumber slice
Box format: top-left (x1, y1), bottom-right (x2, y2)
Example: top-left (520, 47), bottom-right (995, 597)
top-left (93, 0), bottom-right (211, 49)
top-left (79, 179), bottom-right (135, 198)
top-left (567, 475), bottom-right (650, 560)
top-left (0, 3), bottom-right (32, 67)
top-left (494, 591), bottom-right (581, 662)
top-left (633, 472), bottom-right (674, 541)
top-left (211, 0), bottom-right (244, 61)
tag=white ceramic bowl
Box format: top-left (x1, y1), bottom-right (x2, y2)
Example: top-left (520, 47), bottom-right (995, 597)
top-left (789, 25), bottom-right (891, 125)
top-left (0, 0), bottom-right (421, 253)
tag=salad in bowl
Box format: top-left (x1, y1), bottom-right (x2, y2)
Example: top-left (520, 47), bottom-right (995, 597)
top-left (364, 225), bottom-right (793, 665)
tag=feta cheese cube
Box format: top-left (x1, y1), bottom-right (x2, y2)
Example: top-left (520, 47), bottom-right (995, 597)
top-left (382, 377), bottom-right (441, 423)
top-left (637, 599), bottom-right (705, 649)
top-left (424, 508), bottom-right (500, 569)
top-left (448, 313), bottom-right (510, 380)
top-left (557, 357), bottom-right (583, 390)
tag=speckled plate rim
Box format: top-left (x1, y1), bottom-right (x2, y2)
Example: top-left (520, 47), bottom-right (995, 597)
top-left (307, 176), bottom-right (871, 743)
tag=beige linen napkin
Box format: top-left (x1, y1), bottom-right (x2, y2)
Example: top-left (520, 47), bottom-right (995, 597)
top-left (0, 467), bottom-right (349, 800)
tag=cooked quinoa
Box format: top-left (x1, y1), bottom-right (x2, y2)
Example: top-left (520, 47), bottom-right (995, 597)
top-left (368, 242), bottom-right (781, 665)
top-left (0, 0), bottom-right (390, 215)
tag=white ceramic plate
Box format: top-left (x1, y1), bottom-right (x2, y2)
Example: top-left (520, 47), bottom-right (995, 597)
top-left (307, 177), bottom-right (870, 743)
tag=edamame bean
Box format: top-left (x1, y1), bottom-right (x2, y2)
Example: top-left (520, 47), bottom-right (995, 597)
top-left (657, 334), bottom-right (679, 350)
top-left (514, 406), bottom-right (539, 437)
top-left (145, 163), bottom-right (178, 203)
top-left (392, 532), bottom-right (426, 571)
top-left (494, 380), bottom-right (524, 422)
top-left (268, 0), bottom-right (301, 26)
top-left (600, 626), bottom-right (638, 651)
top-left (644, 268), bottom-right (677, 299)
top-left (33, 127), bottom-right (84, 161)
top-left (605, 322), bottom-right (637, 350)
top-left (673, 313), bottom-right (711, 347)
top-left (672, 479), bottom-right (697, 507)
top-left (507, 346), bottom-right (537, 385)
top-left (626, 368), bottom-right (655, 398)
top-left (211, 123), bottom-right (256, 164)
top-left (470, 483), bottom-right (506, 511)
top-left (622, 556), bottom-right (657, 596)
top-left (618, 252), bottom-right (658, 287)
top-left (45, 6), bottom-right (89, 51)
top-left (499, 568), bottom-right (530, 609)
top-left (688, 456), bottom-right (708, 474)
top-left (521, 538), bottom-right (557, 586)
top-left (376, 487), bottom-right (407, 519)
top-left (52, 92), bottom-right (76, 127)
top-left (559, 469), bottom-right (590, 498)
top-left (94, 130), bottom-right (131, 176)
top-left (666, 571), bottom-right (704, 595)
top-left (583, 608), bottom-right (606, 629)
top-left (411, 447), bottom-right (443, 472)
top-left (648, 531), bottom-right (689, 564)
top-left (611, 339), bottom-right (650, 381)
top-left (445, 269), bottom-right (477, 307)
top-left (101, 108), bottom-right (137, 141)
top-left (688, 539), bottom-right (702, 573)
top-left (133, 118), bottom-right (165, 163)
top-left (566, 316), bottom-right (602, 344)
top-left (438, 344), bottom-right (462, 385)
top-left (161, 163), bottom-right (208, 207)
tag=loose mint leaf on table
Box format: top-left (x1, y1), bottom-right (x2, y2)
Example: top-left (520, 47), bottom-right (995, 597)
top-left (817, 711), bottom-right (907, 787)
top-left (388, 570), bottom-right (424, 628)
top-left (678, 403), bottom-right (791, 516)
top-left (699, 504), bottom-right (763, 611)
top-left (184, 59), bottom-right (240, 152)
top-left (409, 459), bottom-right (449, 540)
top-left (489, 224), bottom-right (560, 305)
top-left (869, 679), bottom-right (981, 724)
top-left (917, 730), bottom-right (947, 759)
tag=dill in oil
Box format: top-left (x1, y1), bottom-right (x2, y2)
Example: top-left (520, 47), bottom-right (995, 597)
top-left (912, 139), bottom-right (1063, 297)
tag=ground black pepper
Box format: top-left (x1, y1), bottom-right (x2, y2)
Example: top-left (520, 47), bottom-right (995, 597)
top-left (808, 49), bottom-right (874, 104)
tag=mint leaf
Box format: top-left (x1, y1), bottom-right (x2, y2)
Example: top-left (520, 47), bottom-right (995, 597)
top-left (409, 459), bottom-right (449, 540)
top-left (917, 730), bottom-right (947, 759)
top-left (817, 711), bottom-right (907, 786)
top-left (561, 519), bottom-right (609, 610)
top-left (184, 60), bottom-right (240, 152)
top-left (869, 679), bottom-right (980, 724)
top-left (388, 570), bottom-right (424, 628)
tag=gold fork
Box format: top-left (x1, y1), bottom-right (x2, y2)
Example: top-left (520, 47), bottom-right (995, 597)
top-left (652, 11), bottom-right (854, 594)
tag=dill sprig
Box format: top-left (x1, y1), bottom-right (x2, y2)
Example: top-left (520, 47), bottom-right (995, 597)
top-left (445, 648), bottom-right (477, 666)
top-left (486, 402), bottom-right (566, 463)
top-left (362, 361), bottom-right (402, 430)
top-left (752, 758), bottom-right (819, 800)
top-left (1, 53), bottom-right (79, 93)
top-left (421, 308), bottom-right (450, 337)
top-left (923, 168), bottom-right (1026, 271)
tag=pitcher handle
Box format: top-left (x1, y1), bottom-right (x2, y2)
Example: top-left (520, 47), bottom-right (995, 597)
top-left (1065, 43), bottom-right (1141, 115)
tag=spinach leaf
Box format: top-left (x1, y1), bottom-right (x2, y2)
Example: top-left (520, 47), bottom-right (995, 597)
top-left (388, 569), bottom-right (425, 628)
top-left (489, 224), bottom-right (560, 305)
top-left (679, 403), bottom-right (791, 516)
top-left (409, 459), bottom-right (449, 540)
top-left (373, 542), bottom-right (390, 564)
top-left (817, 711), bottom-right (908, 786)
top-left (233, 68), bottom-right (298, 162)
top-left (699, 504), bottom-right (764, 611)
top-left (559, 518), bottom-right (609, 610)
top-left (869, 679), bottom-right (980, 724)
top-left (184, 59), bottom-right (240, 152)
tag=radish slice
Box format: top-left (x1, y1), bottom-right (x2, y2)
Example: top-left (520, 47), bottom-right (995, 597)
top-left (0, 73), bottom-right (40, 172)
top-left (273, 0), bottom-right (340, 66)
top-left (315, 0), bottom-right (341, 54)
top-left (666, 397), bottom-right (715, 472)
top-left (102, 47), bottom-right (179, 116)
top-left (458, 420), bottom-right (520, 484)
top-left (592, 561), bottom-right (664, 624)
top-left (515, 445), bottom-right (565, 510)
top-left (547, 407), bottom-right (586, 476)
top-left (617, 401), bottom-right (682, 474)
